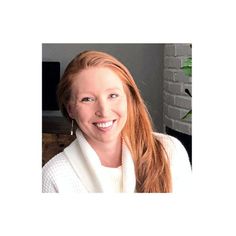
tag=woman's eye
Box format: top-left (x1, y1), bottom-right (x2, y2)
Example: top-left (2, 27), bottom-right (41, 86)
top-left (109, 94), bottom-right (119, 99)
top-left (81, 97), bottom-right (94, 102)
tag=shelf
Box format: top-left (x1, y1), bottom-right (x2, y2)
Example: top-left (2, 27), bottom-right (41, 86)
top-left (42, 116), bottom-right (71, 134)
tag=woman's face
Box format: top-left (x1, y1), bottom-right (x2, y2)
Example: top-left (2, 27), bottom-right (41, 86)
top-left (67, 67), bottom-right (128, 145)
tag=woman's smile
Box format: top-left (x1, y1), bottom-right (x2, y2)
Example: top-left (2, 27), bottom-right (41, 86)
top-left (93, 120), bottom-right (116, 129)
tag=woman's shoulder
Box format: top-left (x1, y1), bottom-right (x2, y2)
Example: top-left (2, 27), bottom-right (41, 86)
top-left (42, 138), bottom-right (79, 174)
top-left (153, 132), bottom-right (192, 192)
top-left (153, 132), bottom-right (191, 168)
top-left (42, 152), bottom-right (71, 181)
top-left (42, 150), bottom-right (84, 193)
top-left (43, 152), bottom-right (68, 172)
top-left (153, 132), bottom-right (185, 155)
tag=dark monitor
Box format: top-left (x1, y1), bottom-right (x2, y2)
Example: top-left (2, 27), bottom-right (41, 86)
top-left (42, 61), bottom-right (60, 110)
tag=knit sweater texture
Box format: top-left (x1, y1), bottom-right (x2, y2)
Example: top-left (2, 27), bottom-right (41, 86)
top-left (42, 130), bottom-right (191, 193)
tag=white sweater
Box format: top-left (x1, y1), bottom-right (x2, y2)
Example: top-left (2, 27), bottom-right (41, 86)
top-left (42, 130), bottom-right (191, 193)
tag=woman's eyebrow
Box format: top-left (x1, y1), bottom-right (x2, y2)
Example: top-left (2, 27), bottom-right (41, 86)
top-left (105, 87), bottom-right (122, 92)
top-left (75, 88), bottom-right (122, 97)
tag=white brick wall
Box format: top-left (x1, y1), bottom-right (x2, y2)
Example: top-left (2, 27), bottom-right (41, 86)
top-left (163, 44), bottom-right (192, 135)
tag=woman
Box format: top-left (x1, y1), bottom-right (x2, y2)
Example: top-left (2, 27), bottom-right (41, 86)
top-left (42, 50), bottom-right (191, 193)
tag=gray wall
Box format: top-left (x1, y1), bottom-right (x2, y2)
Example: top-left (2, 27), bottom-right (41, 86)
top-left (42, 44), bottom-right (164, 132)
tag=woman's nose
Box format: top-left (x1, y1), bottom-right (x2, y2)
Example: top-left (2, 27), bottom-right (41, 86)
top-left (95, 99), bottom-right (110, 117)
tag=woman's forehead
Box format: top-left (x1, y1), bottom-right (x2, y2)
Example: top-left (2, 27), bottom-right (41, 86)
top-left (71, 67), bottom-right (125, 94)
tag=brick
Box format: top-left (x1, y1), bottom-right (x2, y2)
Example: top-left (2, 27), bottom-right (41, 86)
top-left (173, 120), bottom-right (191, 135)
top-left (167, 105), bottom-right (181, 120)
top-left (164, 57), bottom-right (182, 69)
top-left (174, 70), bottom-right (191, 82)
top-left (167, 82), bottom-right (183, 95)
top-left (164, 92), bottom-right (175, 106)
top-left (175, 95), bottom-right (192, 109)
top-left (164, 81), bottom-right (169, 91)
top-left (164, 69), bottom-right (175, 81)
top-left (164, 115), bottom-right (174, 129)
top-left (164, 44), bottom-right (175, 56)
top-left (175, 44), bottom-right (192, 56)
top-left (163, 103), bottom-right (168, 115)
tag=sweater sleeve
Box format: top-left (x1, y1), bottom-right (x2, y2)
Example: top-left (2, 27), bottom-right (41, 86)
top-left (42, 158), bottom-right (59, 193)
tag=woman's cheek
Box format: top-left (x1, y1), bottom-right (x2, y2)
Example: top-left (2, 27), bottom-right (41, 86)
top-left (74, 106), bottom-right (88, 122)
top-left (115, 100), bottom-right (127, 120)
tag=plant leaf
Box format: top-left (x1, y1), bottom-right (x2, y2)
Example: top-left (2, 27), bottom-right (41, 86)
top-left (181, 110), bottom-right (192, 120)
top-left (185, 89), bottom-right (192, 97)
top-left (182, 67), bottom-right (192, 77)
top-left (181, 58), bottom-right (192, 76)
top-left (182, 58), bottom-right (192, 67)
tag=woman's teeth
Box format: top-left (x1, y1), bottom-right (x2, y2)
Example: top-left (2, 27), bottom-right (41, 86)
top-left (95, 121), bottom-right (113, 128)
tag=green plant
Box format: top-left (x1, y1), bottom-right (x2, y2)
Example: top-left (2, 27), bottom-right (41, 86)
top-left (181, 55), bottom-right (192, 120)
top-left (182, 57), bottom-right (192, 77)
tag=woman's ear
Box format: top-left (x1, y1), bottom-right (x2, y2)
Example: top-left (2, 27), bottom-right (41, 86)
top-left (66, 102), bottom-right (75, 119)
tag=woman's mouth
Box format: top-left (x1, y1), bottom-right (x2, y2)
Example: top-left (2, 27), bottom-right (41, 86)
top-left (93, 120), bottom-right (116, 130)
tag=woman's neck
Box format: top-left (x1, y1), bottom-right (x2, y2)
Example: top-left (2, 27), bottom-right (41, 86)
top-left (88, 138), bottom-right (122, 168)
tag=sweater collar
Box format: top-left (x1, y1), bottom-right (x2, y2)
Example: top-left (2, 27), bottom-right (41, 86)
top-left (64, 129), bottom-right (136, 193)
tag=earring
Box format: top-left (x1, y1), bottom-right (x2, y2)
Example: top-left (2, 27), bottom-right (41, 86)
top-left (70, 119), bottom-right (74, 135)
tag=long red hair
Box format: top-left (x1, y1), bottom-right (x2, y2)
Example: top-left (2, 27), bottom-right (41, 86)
top-left (57, 50), bottom-right (172, 192)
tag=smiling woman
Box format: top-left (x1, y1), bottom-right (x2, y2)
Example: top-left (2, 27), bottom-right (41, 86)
top-left (42, 50), bottom-right (191, 193)
top-left (67, 67), bottom-right (128, 151)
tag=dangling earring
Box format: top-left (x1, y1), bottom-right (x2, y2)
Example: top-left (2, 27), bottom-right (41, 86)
top-left (70, 119), bottom-right (74, 135)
